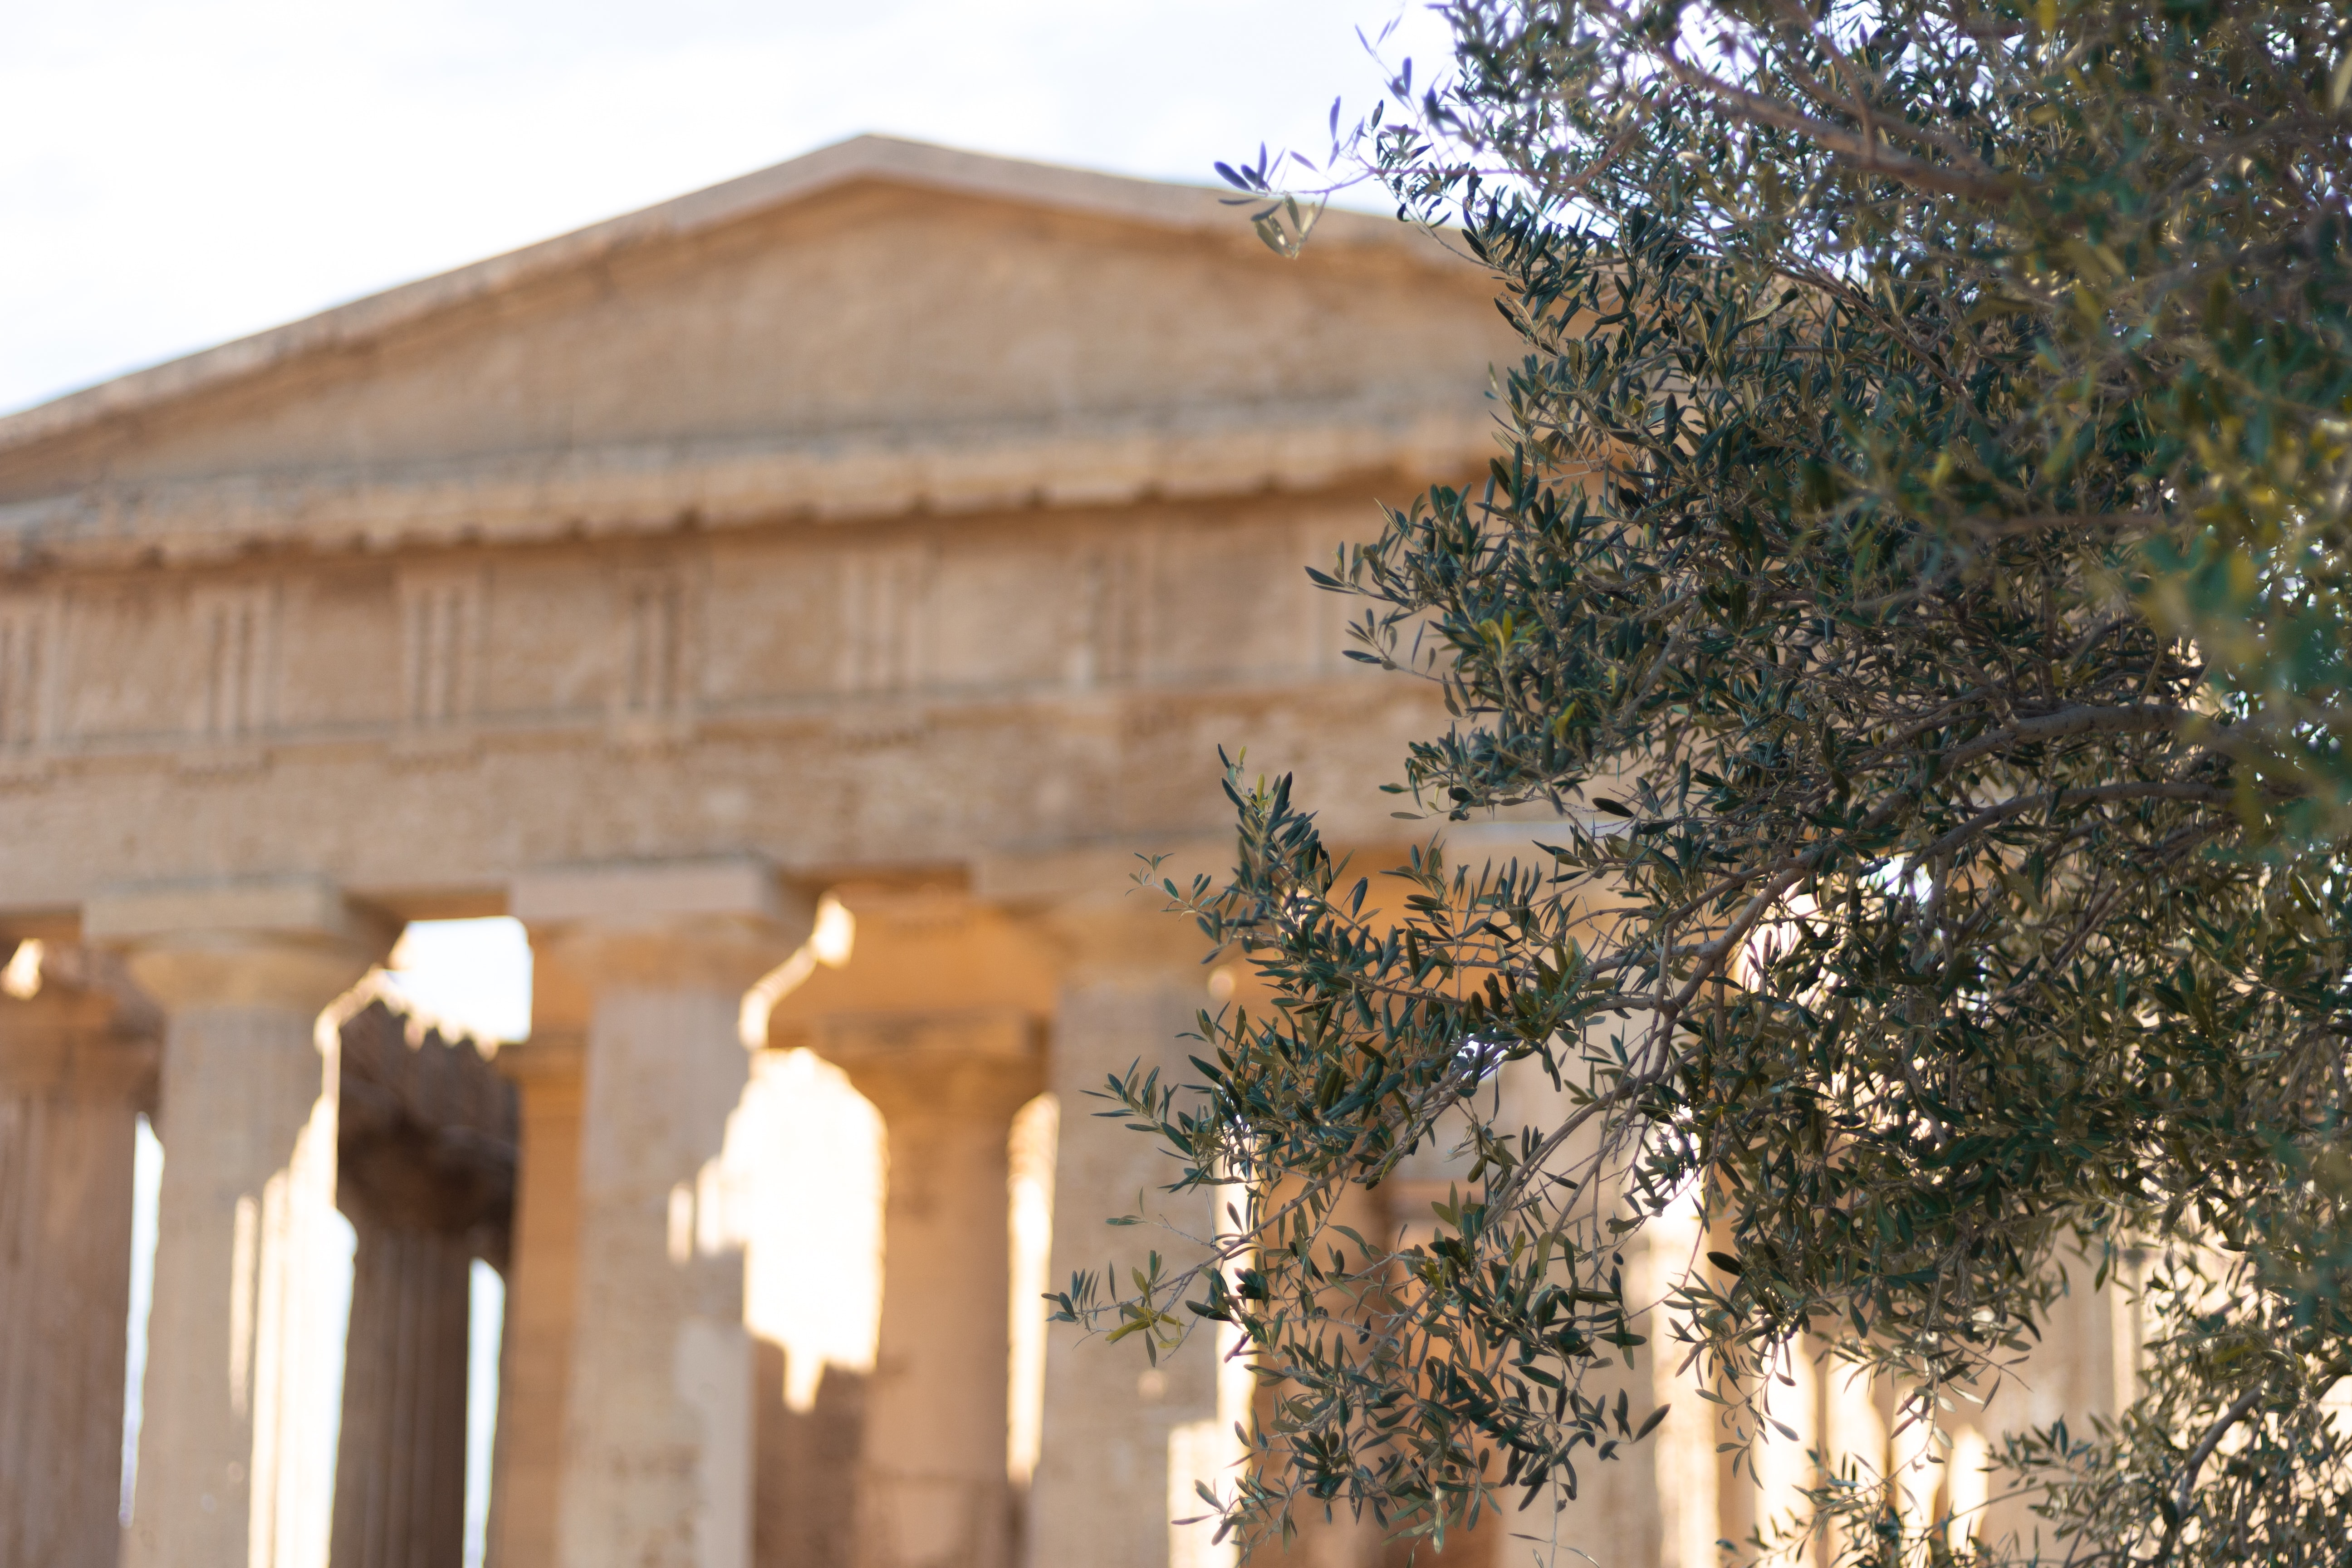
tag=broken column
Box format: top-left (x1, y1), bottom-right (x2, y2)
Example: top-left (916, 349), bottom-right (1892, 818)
top-left (89, 877), bottom-right (393, 1568)
top-left (0, 941), bottom-right (159, 1568)
top-left (515, 859), bottom-right (810, 1568)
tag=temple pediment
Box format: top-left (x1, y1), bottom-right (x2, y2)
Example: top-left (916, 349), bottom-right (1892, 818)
top-left (0, 136), bottom-right (1512, 564)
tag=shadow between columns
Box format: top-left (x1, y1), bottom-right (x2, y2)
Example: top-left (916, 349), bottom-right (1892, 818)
top-left (753, 1338), bottom-right (868, 1568)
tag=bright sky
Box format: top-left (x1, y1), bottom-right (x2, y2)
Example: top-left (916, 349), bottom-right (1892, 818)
top-left (380, 916), bottom-right (536, 1042)
top-left (1, 0), bottom-right (1453, 415)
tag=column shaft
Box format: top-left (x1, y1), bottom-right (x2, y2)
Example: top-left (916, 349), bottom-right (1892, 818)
top-left (0, 965), bottom-right (151, 1568)
top-left (559, 986), bottom-right (754, 1568)
top-left (93, 881), bottom-right (392, 1568)
top-left (518, 862), bottom-right (808, 1568)
top-left (125, 999), bottom-right (346, 1568)
top-left (331, 1226), bottom-right (472, 1568)
top-left (867, 1108), bottom-right (1019, 1568)
top-left (491, 1035), bottom-right (585, 1568)
top-left (1489, 1055), bottom-right (1707, 1568)
top-left (1030, 972), bottom-right (1218, 1568)
top-left (1969, 1262), bottom-right (2132, 1554)
top-left (829, 1020), bottom-right (1040, 1568)
top-left (329, 990), bottom-right (516, 1568)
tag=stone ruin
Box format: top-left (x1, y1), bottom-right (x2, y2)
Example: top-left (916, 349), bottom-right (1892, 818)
top-left (0, 137), bottom-right (2132, 1568)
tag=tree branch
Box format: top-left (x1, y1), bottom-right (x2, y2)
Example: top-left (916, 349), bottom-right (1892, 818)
top-left (2141, 1383), bottom-right (2266, 1568)
top-left (1936, 705), bottom-right (2190, 769)
top-left (1649, 44), bottom-right (2017, 204)
top-left (1913, 781), bottom-right (2230, 863)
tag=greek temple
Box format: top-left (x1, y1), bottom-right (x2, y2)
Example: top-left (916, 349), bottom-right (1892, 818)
top-left (0, 137), bottom-right (2129, 1568)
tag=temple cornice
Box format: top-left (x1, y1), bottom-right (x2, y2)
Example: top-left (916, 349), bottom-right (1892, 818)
top-left (0, 400), bottom-right (1491, 565)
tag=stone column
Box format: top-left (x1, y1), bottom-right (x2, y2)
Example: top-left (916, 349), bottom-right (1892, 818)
top-left (332, 1229), bottom-right (471, 1567)
top-left (88, 877), bottom-right (394, 1568)
top-left (1965, 1257), bottom-right (2135, 1555)
top-left (0, 941), bottom-right (159, 1568)
top-left (330, 994), bottom-right (518, 1568)
top-left (490, 1029), bottom-right (586, 1568)
top-left (1488, 1053), bottom-right (1718, 1568)
top-left (819, 1010), bottom-right (1043, 1568)
top-left (515, 860), bottom-right (811, 1568)
top-left (1025, 910), bottom-right (1221, 1568)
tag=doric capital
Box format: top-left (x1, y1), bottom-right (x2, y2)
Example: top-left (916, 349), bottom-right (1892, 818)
top-left (815, 1007), bottom-right (1044, 1119)
top-left (0, 943), bottom-right (161, 1099)
top-left (514, 858), bottom-right (814, 1013)
top-left (84, 876), bottom-right (397, 1016)
top-left (490, 1028), bottom-right (584, 1087)
top-left (972, 843), bottom-right (1217, 982)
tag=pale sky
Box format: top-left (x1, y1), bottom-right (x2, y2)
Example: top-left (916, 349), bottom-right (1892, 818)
top-left (1, 0), bottom-right (1452, 416)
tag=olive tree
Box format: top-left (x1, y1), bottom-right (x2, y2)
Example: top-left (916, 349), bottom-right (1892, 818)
top-left (1051, 2), bottom-right (2352, 1563)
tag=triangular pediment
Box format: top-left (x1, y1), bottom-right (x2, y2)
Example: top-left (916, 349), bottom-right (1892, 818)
top-left (0, 137), bottom-right (1515, 563)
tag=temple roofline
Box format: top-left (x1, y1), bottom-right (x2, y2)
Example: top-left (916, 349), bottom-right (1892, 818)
top-left (0, 135), bottom-right (1437, 455)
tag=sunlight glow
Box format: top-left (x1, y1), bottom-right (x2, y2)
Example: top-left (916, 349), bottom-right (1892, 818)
top-left (241, 1083), bottom-right (353, 1568)
top-left (1, 938), bottom-right (42, 998)
top-left (1753, 1341), bottom-right (1822, 1563)
top-left (1946, 1429), bottom-right (1991, 1553)
top-left (730, 1049), bottom-right (885, 1413)
top-left (119, 1112), bottom-right (162, 1525)
top-left (464, 1260), bottom-right (504, 1568)
top-left (739, 894), bottom-right (855, 1049)
top-left (1007, 1094), bottom-right (1058, 1486)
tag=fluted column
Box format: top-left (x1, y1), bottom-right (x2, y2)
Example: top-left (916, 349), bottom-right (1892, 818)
top-left (333, 1229), bottom-right (471, 1568)
top-left (1028, 908), bottom-right (1220, 1568)
top-left (820, 1011), bottom-right (1043, 1568)
top-left (516, 860), bottom-right (811, 1568)
top-left (90, 877), bottom-right (393, 1568)
top-left (0, 941), bottom-right (159, 1568)
top-left (330, 995), bottom-right (518, 1568)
